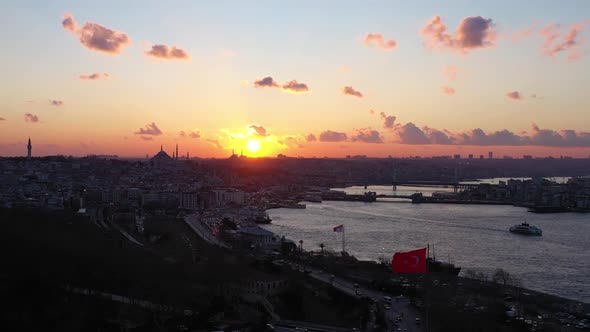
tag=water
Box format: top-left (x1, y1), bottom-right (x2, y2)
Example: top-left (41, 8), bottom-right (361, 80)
top-left (263, 185), bottom-right (590, 303)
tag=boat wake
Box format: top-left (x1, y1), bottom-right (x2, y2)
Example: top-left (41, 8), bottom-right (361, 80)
top-left (312, 203), bottom-right (504, 233)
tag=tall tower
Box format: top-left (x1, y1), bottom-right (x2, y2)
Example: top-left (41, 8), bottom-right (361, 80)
top-left (27, 138), bottom-right (32, 159)
top-left (176, 144), bottom-right (179, 160)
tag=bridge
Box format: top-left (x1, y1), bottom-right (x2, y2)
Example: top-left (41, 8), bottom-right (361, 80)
top-left (390, 181), bottom-right (480, 192)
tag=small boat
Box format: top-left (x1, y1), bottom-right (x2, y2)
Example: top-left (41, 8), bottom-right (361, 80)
top-left (509, 222), bottom-right (542, 236)
top-left (253, 210), bottom-right (272, 224)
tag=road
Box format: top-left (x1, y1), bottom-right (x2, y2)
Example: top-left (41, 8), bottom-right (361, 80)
top-left (301, 265), bottom-right (424, 332)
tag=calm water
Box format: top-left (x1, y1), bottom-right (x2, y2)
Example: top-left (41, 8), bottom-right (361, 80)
top-left (263, 185), bottom-right (590, 303)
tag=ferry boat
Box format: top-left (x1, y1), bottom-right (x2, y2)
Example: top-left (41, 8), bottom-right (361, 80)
top-left (509, 222), bottom-right (542, 236)
top-left (253, 211), bottom-right (272, 224)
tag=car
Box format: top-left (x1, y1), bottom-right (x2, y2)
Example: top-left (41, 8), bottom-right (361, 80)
top-left (356, 290), bottom-right (363, 296)
top-left (353, 283), bottom-right (359, 288)
top-left (415, 318), bottom-right (421, 324)
top-left (384, 305), bottom-right (391, 310)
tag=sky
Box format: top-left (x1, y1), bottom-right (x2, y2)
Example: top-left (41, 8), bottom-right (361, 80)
top-left (1, 0), bottom-right (590, 158)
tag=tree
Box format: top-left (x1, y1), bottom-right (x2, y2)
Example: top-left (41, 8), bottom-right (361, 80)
top-left (319, 243), bottom-right (324, 255)
top-left (492, 268), bottom-right (512, 288)
top-left (299, 240), bottom-right (303, 251)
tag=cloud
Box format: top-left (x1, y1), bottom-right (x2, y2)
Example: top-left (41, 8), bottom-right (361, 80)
top-left (279, 136), bottom-right (304, 149)
top-left (140, 136), bottom-right (153, 141)
top-left (506, 91), bottom-right (523, 100)
top-left (341, 86), bottom-right (363, 98)
top-left (249, 125), bottom-right (268, 137)
top-left (254, 76), bottom-right (279, 88)
top-left (282, 80), bottom-right (310, 94)
top-left (443, 65), bottom-right (459, 80)
top-left (421, 15), bottom-right (496, 53)
top-left (24, 113), bottom-right (39, 123)
top-left (369, 109), bottom-right (375, 115)
top-left (319, 130), bottom-right (347, 142)
top-left (364, 33), bottom-right (397, 50)
top-left (511, 26), bottom-right (536, 42)
top-left (441, 86), bottom-right (455, 95)
top-left (79, 73), bottom-right (109, 80)
top-left (145, 44), bottom-right (190, 60)
top-left (529, 123), bottom-right (590, 147)
top-left (189, 131), bottom-right (201, 139)
top-left (351, 128), bottom-right (383, 143)
top-left (454, 128), bottom-right (523, 146)
top-left (390, 121), bottom-right (590, 147)
top-left (423, 127), bottom-right (454, 144)
top-left (379, 112), bottom-right (396, 129)
top-left (134, 122), bottom-right (162, 136)
top-left (62, 13), bottom-right (131, 55)
top-left (305, 134), bottom-right (317, 142)
top-left (206, 139), bottom-right (223, 150)
top-left (62, 13), bottom-right (77, 32)
top-left (49, 99), bottom-right (64, 106)
top-left (0, 117), bottom-right (5, 121)
top-left (540, 22), bottom-right (589, 61)
top-left (396, 122), bottom-right (431, 144)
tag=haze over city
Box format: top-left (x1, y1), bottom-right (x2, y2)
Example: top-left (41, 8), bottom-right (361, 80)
top-left (1, 1), bottom-right (590, 158)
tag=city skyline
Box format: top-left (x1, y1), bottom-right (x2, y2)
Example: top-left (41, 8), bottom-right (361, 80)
top-left (1, 1), bottom-right (590, 158)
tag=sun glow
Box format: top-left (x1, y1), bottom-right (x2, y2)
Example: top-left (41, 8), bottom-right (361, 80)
top-left (246, 139), bottom-right (261, 154)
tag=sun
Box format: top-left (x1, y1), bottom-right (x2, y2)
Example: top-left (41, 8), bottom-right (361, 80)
top-left (246, 139), bottom-right (261, 154)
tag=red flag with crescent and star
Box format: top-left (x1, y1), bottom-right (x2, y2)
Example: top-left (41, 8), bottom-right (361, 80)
top-left (392, 248), bottom-right (427, 273)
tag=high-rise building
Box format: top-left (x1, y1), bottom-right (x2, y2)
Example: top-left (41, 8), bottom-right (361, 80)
top-left (488, 151), bottom-right (493, 159)
top-left (27, 137), bottom-right (32, 159)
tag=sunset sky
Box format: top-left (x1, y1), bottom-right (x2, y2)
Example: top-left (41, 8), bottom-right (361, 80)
top-left (1, 0), bottom-right (590, 158)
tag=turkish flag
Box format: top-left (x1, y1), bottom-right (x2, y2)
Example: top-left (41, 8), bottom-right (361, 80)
top-left (392, 248), bottom-right (427, 273)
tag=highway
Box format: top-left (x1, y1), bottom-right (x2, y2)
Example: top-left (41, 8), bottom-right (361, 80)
top-left (301, 265), bottom-right (424, 332)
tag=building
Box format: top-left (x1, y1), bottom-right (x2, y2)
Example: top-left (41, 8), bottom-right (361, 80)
top-left (150, 145), bottom-right (174, 168)
top-left (213, 188), bottom-right (245, 206)
top-left (27, 138), bottom-right (32, 159)
top-left (488, 151), bottom-right (494, 159)
top-left (238, 226), bottom-right (275, 248)
top-left (468, 154), bottom-right (474, 159)
top-left (180, 192), bottom-right (199, 210)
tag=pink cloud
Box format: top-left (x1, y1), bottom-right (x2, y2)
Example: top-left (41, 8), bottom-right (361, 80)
top-left (253, 76), bottom-right (279, 88)
top-left (282, 80), bottom-right (310, 94)
top-left (305, 134), bottom-right (317, 142)
top-left (421, 15), bottom-right (496, 53)
top-left (319, 130), bottom-right (347, 142)
top-left (145, 44), bottom-right (190, 60)
top-left (379, 112), bottom-right (396, 129)
top-left (79, 73), bottom-right (110, 80)
top-left (0, 117), bottom-right (6, 121)
top-left (511, 25), bottom-right (536, 42)
top-left (351, 128), bottom-right (383, 143)
top-left (189, 131), bottom-right (201, 139)
top-left (62, 13), bottom-right (131, 55)
top-left (62, 13), bottom-right (77, 32)
top-left (441, 86), bottom-right (455, 95)
top-left (506, 91), bottom-right (523, 100)
top-left (206, 139), bottom-right (223, 150)
top-left (364, 33), bottom-right (397, 50)
top-left (249, 124), bottom-right (268, 137)
top-left (49, 99), bottom-right (63, 106)
top-left (134, 122), bottom-right (162, 136)
top-left (24, 113), bottom-right (39, 123)
top-left (341, 86), bottom-right (363, 98)
top-left (540, 21), bottom-right (589, 61)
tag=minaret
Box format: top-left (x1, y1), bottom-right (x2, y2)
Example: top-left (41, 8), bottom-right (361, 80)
top-left (27, 138), bottom-right (32, 159)
top-left (160, 144), bottom-right (163, 152)
top-left (176, 144), bottom-right (179, 160)
top-left (186, 152), bottom-right (189, 160)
